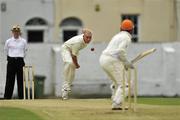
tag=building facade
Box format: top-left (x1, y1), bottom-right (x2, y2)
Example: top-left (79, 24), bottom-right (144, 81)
top-left (54, 0), bottom-right (178, 43)
top-left (0, 0), bottom-right (178, 44)
top-left (0, 0), bottom-right (180, 97)
top-left (0, 0), bottom-right (54, 44)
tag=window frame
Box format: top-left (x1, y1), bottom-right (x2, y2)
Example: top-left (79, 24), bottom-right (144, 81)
top-left (121, 14), bottom-right (139, 43)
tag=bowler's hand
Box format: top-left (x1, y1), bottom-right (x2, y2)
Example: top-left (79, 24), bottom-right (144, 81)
top-left (71, 55), bottom-right (80, 69)
top-left (76, 64), bottom-right (80, 69)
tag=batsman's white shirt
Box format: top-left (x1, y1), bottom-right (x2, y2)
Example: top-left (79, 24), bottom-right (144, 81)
top-left (61, 34), bottom-right (87, 63)
top-left (4, 37), bottom-right (27, 57)
top-left (102, 31), bottom-right (131, 60)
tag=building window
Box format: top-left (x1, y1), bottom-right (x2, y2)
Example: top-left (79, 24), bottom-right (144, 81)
top-left (63, 30), bottom-right (78, 41)
top-left (27, 30), bottom-right (43, 43)
top-left (25, 17), bottom-right (48, 43)
top-left (121, 15), bottom-right (139, 43)
top-left (60, 17), bottom-right (83, 42)
top-left (26, 18), bottom-right (47, 25)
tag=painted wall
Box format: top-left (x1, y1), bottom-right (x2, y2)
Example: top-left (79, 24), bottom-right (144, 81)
top-left (54, 0), bottom-right (177, 43)
top-left (0, 0), bottom-right (178, 43)
top-left (176, 0), bottom-right (180, 41)
top-left (1, 42), bottom-right (180, 98)
top-left (0, 0), bottom-right (180, 98)
top-left (0, 0), bottom-right (54, 43)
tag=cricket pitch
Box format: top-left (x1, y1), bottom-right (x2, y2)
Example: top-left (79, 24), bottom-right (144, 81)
top-left (0, 98), bottom-right (180, 120)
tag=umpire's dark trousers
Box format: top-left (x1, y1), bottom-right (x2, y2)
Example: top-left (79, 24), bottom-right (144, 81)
top-left (4, 56), bottom-right (25, 99)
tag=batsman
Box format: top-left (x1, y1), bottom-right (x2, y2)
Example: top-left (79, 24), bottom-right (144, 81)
top-left (99, 19), bottom-right (134, 110)
top-left (60, 28), bottom-right (92, 100)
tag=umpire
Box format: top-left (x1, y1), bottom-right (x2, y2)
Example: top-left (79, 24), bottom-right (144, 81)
top-left (4, 25), bottom-right (27, 99)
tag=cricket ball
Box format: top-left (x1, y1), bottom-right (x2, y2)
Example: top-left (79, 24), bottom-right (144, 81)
top-left (91, 48), bottom-right (95, 51)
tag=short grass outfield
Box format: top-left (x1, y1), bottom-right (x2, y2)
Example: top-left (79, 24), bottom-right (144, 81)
top-left (0, 97), bottom-right (180, 120)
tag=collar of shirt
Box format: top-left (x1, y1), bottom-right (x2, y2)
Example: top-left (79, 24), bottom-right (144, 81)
top-left (121, 31), bottom-right (132, 39)
top-left (82, 39), bottom-right (88, 46)
top-left (81, 34), bottom-right (88, 46)
top-left (12, 36), bottom-right (22, 41)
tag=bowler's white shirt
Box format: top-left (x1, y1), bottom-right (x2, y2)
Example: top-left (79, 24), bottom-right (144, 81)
top-left (4, 37), bottom-right (27, 57)
top-left (102, 31), bottom-right (132, 60)
top-left (64, 34), bottom-right (87, 56)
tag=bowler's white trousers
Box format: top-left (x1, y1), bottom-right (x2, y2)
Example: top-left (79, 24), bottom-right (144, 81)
top-left (61, 45), bottom-right (76, 91)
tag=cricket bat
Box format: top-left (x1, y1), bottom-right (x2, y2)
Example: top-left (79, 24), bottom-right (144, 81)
top-left (131, 48), bottom-right (156, 64)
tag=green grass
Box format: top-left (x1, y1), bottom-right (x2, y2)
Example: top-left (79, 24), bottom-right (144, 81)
top-left (138, 97), bottom-right (180, 105)
top-left (1, 98), bottom-right (180, 120)
top-left (0, 107), bottom-right (43, 120)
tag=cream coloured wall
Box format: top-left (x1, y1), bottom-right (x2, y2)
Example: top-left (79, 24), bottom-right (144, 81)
top-left (176, 0), bottom-right (180, 41)
top-left (54, 0), bottom-right (177, 43)
top-left (142, 0), bottom-right (177, 42)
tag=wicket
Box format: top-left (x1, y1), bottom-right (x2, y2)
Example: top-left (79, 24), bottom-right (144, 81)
top-left (122, 66), bottom-right (137, 111)
top-left (23, 66), bottom-right (35, 100)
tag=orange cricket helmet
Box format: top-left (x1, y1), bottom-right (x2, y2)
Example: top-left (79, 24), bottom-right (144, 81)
top-left (120, 19), bottom-right (134, 31)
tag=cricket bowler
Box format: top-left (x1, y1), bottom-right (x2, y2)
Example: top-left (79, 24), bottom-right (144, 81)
top-left (99, 19), bottom-right (134, 110)
top-left (60, 28), bottom-right (92, 100)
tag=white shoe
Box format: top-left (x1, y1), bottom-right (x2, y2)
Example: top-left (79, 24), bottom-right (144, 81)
top-left (112, 102), bottom-right (128, 110)
top-left (112, 102), bottom-right (121, 110)
top-left (62, 89), bottom-right (69, 100)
